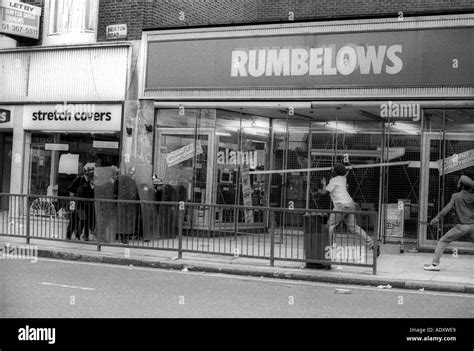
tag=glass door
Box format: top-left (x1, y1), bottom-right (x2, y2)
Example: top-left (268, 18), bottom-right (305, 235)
top-left (420, 132), bottom-right (474, 250)
top-left (155, 128), bottom-right (215, 228)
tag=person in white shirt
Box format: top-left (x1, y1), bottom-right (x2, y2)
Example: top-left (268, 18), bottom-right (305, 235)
top-left (320, 163), bottom-right (379, 257)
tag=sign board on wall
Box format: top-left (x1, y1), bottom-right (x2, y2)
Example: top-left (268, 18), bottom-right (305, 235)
top-left (0, 106), bottom-right (13, 128)
top-left (0, 0), bottom-right (41, 39)
top-left (106, 24), bottom-right (127, 40)
top-left (145, 28), bottom-right (474, 91)
top-left (23, 104), bottom-right (122, 132)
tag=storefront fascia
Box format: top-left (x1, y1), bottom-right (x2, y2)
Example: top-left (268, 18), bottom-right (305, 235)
top-left (139, 15), bottom-right (474, 251)
top-left (0, 43), bottom-right (129, 219)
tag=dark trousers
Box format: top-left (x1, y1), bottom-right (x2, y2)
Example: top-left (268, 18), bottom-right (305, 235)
top-left (77, 202), bottom-right (95, 240)
top-left (66, 210), bottom-right (79, 239)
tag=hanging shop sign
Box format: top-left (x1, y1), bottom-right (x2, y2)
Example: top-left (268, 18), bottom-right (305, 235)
top-left (378, 147), bottom-right (406, 161)
top-left (23, 104), bottom-right (122, 132)
top-left (166, 140), bottom-right (203, 167)
top-left (0, 0), bottom-right (41, 39)
top-left (437, 150), bottom-right (474, 175)
top-left (145, 27), bottom-right (474, 90)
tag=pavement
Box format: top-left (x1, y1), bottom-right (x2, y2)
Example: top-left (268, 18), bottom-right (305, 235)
top-left (2, 235), bottom-right (473, 294)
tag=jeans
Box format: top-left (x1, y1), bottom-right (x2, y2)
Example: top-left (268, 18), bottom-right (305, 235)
top-left (329, 202), bottom-right (374, 247)
top-left (432, 224), bottom-right (474, 265)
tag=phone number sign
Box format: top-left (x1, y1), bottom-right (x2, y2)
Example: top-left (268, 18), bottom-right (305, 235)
top-left (0, 0), bottom-right (41, 39)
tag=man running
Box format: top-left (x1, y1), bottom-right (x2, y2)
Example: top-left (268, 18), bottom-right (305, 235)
top-left (320, 163), bottom-right (379, 257)
top-left (424, 175), bottom-right (474, 271)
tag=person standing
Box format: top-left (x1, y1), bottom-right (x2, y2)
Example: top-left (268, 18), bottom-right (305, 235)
top-left (66, 168), bottom-right (88, 240)
top-left (76, 166), bottom-right (95, 241)
top-left (424, 175), bottom-right (474, 271)
top-left (320, 162), bottom-right (379, 257)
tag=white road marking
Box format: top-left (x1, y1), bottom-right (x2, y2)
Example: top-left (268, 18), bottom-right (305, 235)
top-left (39, 282), bottom-right (95, 291)
top-left (34, 257), bottom-right (474, 299)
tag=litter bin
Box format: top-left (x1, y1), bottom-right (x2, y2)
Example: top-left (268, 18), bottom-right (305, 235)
top-left (303, 213), bottom-right (331, 269)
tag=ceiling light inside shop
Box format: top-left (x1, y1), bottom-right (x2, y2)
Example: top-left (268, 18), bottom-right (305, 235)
top-left (242, 127), bottom-right (269, 135)
top-left (390, 122), bottom-right (420, 135)
top-left (324, 122), bottom-right (357, 134)
top-left (216, 131), bottom-right (232, 136)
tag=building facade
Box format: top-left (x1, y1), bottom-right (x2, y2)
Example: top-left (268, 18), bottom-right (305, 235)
top-left (1, 0), bottom-right (473, 252)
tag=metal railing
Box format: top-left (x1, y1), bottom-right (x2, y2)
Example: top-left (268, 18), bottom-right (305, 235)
top-left (0, 193), bottom-right (378, 274)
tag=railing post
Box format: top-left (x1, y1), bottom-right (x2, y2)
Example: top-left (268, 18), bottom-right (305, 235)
top-left (96, 199), bottom-right (101, 252)
top-left (26, 195), bottom-right (30, 245)
top-left (373, 212), bottom-right (377, 275)
top-left (270, 210), bottom-right (275, 267)
top-left (178, 201), bottom-right (184, 259)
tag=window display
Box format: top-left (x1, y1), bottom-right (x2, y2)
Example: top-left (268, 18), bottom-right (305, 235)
top-left (28, 132), bottom-right (120, 196)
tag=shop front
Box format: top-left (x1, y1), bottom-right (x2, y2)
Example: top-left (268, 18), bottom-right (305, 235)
top-left (139, 15), bottom-right (474, 251)
top-left (21, 104), bottom-right (123, 198)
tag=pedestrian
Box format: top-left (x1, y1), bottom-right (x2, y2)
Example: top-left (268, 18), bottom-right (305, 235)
top-left (75, 165), bottom-right (95, 241)
top-left (66, 167), bottom-right (89, 240)
top-left (320, 162), bottom-right (380, 257)
top-left (424, 175), bottom-right (474, 271)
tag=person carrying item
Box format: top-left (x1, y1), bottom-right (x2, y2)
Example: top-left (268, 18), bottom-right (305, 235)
top-left (320, 162), bottom-right (380, 257)
top-left (424, 175), bottom-right (474, 271)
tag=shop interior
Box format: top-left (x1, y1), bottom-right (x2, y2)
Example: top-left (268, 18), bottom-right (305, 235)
top-left (154, 106), bottom-right (474, 244)
top-left (27, 132), bottom-right (120, 198)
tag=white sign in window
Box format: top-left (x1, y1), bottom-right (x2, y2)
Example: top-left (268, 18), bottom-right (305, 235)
top-left (45, 143), bottom-right (69, 151)
top-left (93, 141), bottom-right (119, 149)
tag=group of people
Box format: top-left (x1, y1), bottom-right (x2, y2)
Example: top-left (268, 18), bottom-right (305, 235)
top-left (65, 160), bottom-right (473, 270)
top-left (320, 162), bottom-right (473, 271)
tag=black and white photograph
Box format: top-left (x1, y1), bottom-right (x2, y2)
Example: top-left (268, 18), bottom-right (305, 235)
top-left (0, 0), bottom-right (473, 349)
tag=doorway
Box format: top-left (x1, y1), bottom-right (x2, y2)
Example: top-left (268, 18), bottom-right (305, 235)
top-left (154, 127), bottom-right (215, 228)
top-left (420, 132), bottom-right (474, 251)
top-left (0, 133), bottom-right (12, 209)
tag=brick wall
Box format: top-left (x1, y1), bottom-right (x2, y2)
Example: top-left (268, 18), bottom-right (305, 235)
top-left (17, 0), bottom-right (474, 46)
top-left (255, 0), bottom-right (474, 22)
top-left (97, 0), bottom-right (258, 41)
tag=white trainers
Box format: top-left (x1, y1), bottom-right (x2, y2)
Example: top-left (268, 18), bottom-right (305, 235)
top-left (424, 264), bottom-right (440, 271)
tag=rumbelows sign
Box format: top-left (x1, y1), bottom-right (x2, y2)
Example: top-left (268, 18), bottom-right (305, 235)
top-left (23, 105), bottom-right (122, 132)
top-left (145, 28), bottom-right (474, 90)
top-left (231, 45), bottom-right (402, 77)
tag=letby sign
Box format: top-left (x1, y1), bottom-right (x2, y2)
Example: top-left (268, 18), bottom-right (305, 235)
top-left (146, 27), bottom-right (474, 90)
top-left (0, 0), bottom-right (41, 39)
top-left (23, 104), bottom-right (122, 131)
